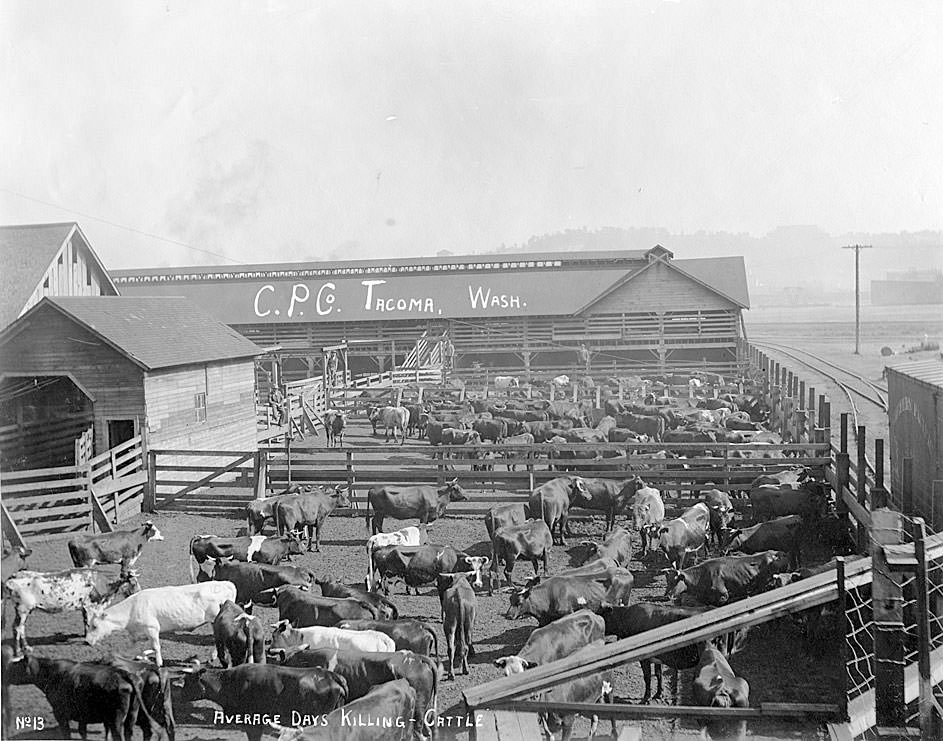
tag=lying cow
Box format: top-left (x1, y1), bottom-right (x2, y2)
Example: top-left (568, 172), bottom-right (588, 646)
top-left (189, 532), bottom-right (305, 580)
top-left (336, 618), bottom-right (438, 657)
top-left (85, 581), bottom-right (237, 666)
top-left (664, 550), bottom-right (792, 606)
top-left (693, 645), bottom-right (750, 741)
top-left (68, 521), bottom-right (163, 572)
top-left (269, 620), bottom-right (396, 654)
top-left (213, 600), bottom-right (266, 667)
top-left (316, 578), bottom-right (398, 620)
top-left (274, 585), bottom-right (378, 627)
top-left (274, 485), bottom-right (350, 552)
top-left (366, 479), bottom-right (468, 534)
top-left (493, 609), bottom-right (604, 675)
top-left (6, 568), bottom-right (140, 653)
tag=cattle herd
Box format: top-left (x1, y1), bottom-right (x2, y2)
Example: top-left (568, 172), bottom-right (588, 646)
top-left (0, 371), bottom-right (858, 741)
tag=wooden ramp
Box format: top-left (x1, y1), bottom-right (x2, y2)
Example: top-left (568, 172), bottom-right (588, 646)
top-left (473, 710), bottom-right (637, 741)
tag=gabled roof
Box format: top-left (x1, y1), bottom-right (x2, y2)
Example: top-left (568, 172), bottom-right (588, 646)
top-left (2, 296), bottom-right (264, 371)
top-left (886, 359), bottom-right (943, 389)
top-left (0, 222), bottom-right (118, 328)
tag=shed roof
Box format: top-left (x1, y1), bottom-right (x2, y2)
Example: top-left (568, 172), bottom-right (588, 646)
top-left (3, 296), bottom-right (264, 371)
top-left (886, 359), bottom-right (943, 389)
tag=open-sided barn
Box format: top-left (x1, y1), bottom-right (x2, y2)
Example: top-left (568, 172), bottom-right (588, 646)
top-left (111, 245), bottom-right (750, 380)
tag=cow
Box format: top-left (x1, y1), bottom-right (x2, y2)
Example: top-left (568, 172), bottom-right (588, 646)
top-left (6, 568), bottom-right (140, 653)
top-left (490, 519), bottom-right (553, 588)
top-left (214, 600), bottom-right (266, 667)
top-left (366, 479), bottom-right (468, 535)
top-left (701, 488), bottom-right (735, 546)
top-left (103, 653), bottom-right (176, 741)
top-left (189, 532), bottom-right (306, 580)
top-left (615, 412), bottom-right (665, 441)
top-left (273, 585), bottom-right (378, 627)
top-left (1, 545), bottom-right (30, 581)
top-left (175, 660), bottom-right (347, 741)
top-left (750, 467), bottom-right (812, 488)
top-left (85, 581), bottom-right (237, 666)
top-left (506, 575), bottom-right (609, 626)
top-left (723, 514), bottom-right (804, 569)
top-left (472, 418), bottom-right (507, 443)
top-left (657, 502), bottom-right (710, 570)
top-left (664, 550), bottom-right (793, 606)
top-left (631, 484), bottom-right (665, 556)
top-left (365, 526), bottom-right (425, 591)
top-left (749, 480), bottom-right (831, 523)
top-left (324, 409), bottom-right (348, 447)
top-left (534, 640), bottom-right (616, 741)
top-left (337, 618), bottom-right (438, 657)
top-left (370, 405), bottom-right (410, 444)
top-left (68, 521), bottom-right (163, 573)
top-left (527, 476), bottom-right (588, 545)
top-left (368, 545), bottom-right (415, 595)
top-left (552, 375), bottom-right (570, 387)
top-left (316, 579), bottom-right (398, 620)
top-left (578, 526), bottom-right (633, 567)
top-left (485, 503), bottom-right (527, 541)
top-left (425, 420), bottom-right (447, 446)
top-left (440, 427), bottom-right (481, 446)
top-left (500, 432), bottom-right (536, 471)
top-left (400, 545), bottom-right (489, 594)
top-left (494, 375), bottom-right (520, 389)
top-left (405, 404), bottom-right (425, 438)
top-left (273, 485), bottom-right (351, 552)
top-left (6, 654), bottom-right (163, 741)
top-left (554, 559), bottom-right (635, 605)
top-left (274, 679), bottom-right (415, 741)
top-left (493, 609), bottom-right (605, 675)
top-left (268, 620), bottom-right (396, 654)
top-left (442, 573), bottom-right (477, 680)
top-left (276, 647), bottom-right (438, 739)
top-left (574, 477), bottom-right (642, 533)
top-left (245, 485), bottom-right (305, 536)
top-left (209, 560), bottom-right (315, 605)
top-left (693, 645), bottom-right (750, 740)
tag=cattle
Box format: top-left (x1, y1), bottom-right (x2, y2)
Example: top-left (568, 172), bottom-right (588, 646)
top-left (615, 412), bottom-right (665, 440)
top-left (490, 519), bottom-right (553, 588)
top-left (274, 485), bottom-right (351, 552)
top-left (336, 618), bottom-right (438, 657)
top-left (1, 545), bottom-right (30, 580)
top-left (369, 545), bottom-right (415, 595)
top-left (245, 485), bottom-right (305, 536)
top-left (369, 405), bottom-right (410, 444)
top-left (85, 581), bottom-right (237, 666)
top-left (527, 476), bottom-right (588, 545)
top-left (324, 409), bottom-right (348, 447)
top-left (693, 646), bottom-right (750, 741)
top-left (608, 427), bottom-right (643, 443)
top-left (534, 640), bottom-right (616, 741)
top-left (506, 575), bottom-right (609, 626)
top-left (7, 654), bottom-right (162, 741)
top-left (485, 503), bottom-right (527, 541)
top-left (664, 550), bottom-right (792, 606)
top-left (500, 432), bottom-right (536, 470)
top-left (276, 647), bottom-right (438, 739)
top-left (442, 573), bottom-right (477, 680)
top-left (274, 679), bottom-right (415, 741)
top-left (723, 514), bottom-right (804, 569)
top-left (631, 485), bottom-right (665, 556)
top-left (494, 375), bottom-right (520, 389)
top-left (189, 532), bottom-right (306, 580)
top-left (440, 427), bottom-right (481, 446)
top-left (269, 620), bottom-right (396, 654)
top-left (273, 585), bottom-right (378, 627)
top-left (522, 420), bottom-right (557, 442)
top-left (103, 653), bottom-right (176, 741)
top-left (399, 545), bottom-right (490, 594)
top-left (657, 502), bottom-right (710, 570)
top-left (554, 559), bottom-right (634, 604)
top-left (316, 578), bottom-right (398, 620)
top-left (750, 467), bottom-right (812, 488)
top-left (578, 526), bottom-right (633, 567)
top-left (67, 521), bottom-right (163, 573)
top-left (214, 600), bottom-right (266, 667)
top-left (701, 488), bottom-right (735, 546)
top-left (366, 479), bottom-right (469, 535)
top-left (6, 568), bottom-right (140, 653)
top-left (493, 609), bottom-right (605, 675)
top-left (405, 404), bottom-right (425, 438)
top-left (175, 660), bottom-right (347, 741)
top-left (574, 477), bottom-right (642, 533)
top-left (365, 526), bottom-right (425, 591)
top-left (749, 480), bottom-right (831, 523)
top-left (425, 420), bottom-right (447, 446)
top-left (209, 560), bottom-right (315, 605)
top-left (472, 418), bottom-right (507, 443)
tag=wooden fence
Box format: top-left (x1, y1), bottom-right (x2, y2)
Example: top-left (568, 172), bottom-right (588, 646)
top-left (0, 413), bottom-right (94, 471)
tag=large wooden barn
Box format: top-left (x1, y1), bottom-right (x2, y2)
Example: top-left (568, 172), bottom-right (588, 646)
top-left (0, 296), bottom-right (263, 469)
top-left (111, 245), bottom-right (750, 381)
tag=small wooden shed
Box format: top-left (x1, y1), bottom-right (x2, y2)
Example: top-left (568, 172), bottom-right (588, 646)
top-left (0, 296), bottom-right (264, 466)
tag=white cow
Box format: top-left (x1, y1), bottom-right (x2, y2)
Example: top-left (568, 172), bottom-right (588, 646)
top-left (493, 376), bottom-right (520, 390)
top-left (552, 375), bottom-right (570, 387)
top-left (85, 581), bottom-right (237, 666)
top-left (269, 621), bottom-right (396, 654)
top-left (631, 485), bottom-right (665, 556)
top-left (365, 525), bottom-right (425, 590)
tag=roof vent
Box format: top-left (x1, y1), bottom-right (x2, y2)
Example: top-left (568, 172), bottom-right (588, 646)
top-left (645, 244), bottom-right (674, 263)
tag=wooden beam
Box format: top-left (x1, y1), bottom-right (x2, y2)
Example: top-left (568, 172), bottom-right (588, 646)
top-left (0, 501), bottom-right (27, 548)
top-left (494, 701), bottom-right (840, 720)
top-left (156, 453), bottom-right (253, 508)
top-left (88, 485), bottom-right (116, 533)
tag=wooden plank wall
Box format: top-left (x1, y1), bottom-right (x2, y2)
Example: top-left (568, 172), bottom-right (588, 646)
top-left (21, 230), bottom-right (116, 316)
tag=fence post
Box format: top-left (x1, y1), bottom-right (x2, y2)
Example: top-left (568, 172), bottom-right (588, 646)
top-left (143, 450), bottom-right (157, 512)
top-left (871, 509), bottom-right (906, 730)
top-left (871, 439), bottom-right (887, 508)
top-left (254, 449), bottom-right (268, 500)
top-left (856, 425), bottom-right (868, 553)
top-left (286, 435), bottom-right (292, 486)
top-left (902, 457), bottom-right (913, 516)
top-left (835, 557), bottom-right (850, 721)
top-left (836, 413), bottom-right (850, 520)
top-left (911, 517), bottom-right (934, 738)
top-left (346, 450), bottom-right (355, 507)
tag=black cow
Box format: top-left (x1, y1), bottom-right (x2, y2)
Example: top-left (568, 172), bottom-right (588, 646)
top-left (102, 653), bottom-right (175, 741)
top-left (68, 521), bottom-right (163, 573)
top-left (693, 646), bottom-right (750, 741)
top-left (175, 661), bottom-right (347, 741)
top-left (527, 476), bottom-right (588, 545)
top-left (245, 485), bottom-right (305, 536)
top-left (274, 486), bottom-right (351, 551)
top-left (324, 410), bottom-right (348, 448)
top-left (189, 533), bottom-right (305, 580)
top-left (665, 550), bottom-right (792, 606)
top-left (574, 477), bottom-right (642, 533)
top-left (366, 479), bottom-right (468, 535)
top-left (749, 481), bottom-right (831, 523)
top-left (316, 578), bottom-right (398, 620)
top-left (506, 576), bottom-right (609, 626)
top-left (209, 560), bottom-right (315, 605)
top-left (535, 640), bottom-right (616, 741)
top-left (615, 412), bottom-right (665, 440)
top-left (213, 600), bottom-right (266, 667)
top-left (368, 545), bottom-right (415, 595)
top-left (484, 503), bottom-right (527, 540)
top-left (274, 585), bottom-right (378, 627)
top-left (442, 573), bottom-right (477, 680)
top-left (336, 618), bottom-right (438, 657)
top-left (406, 404), bottom-right (425, 438)
top-left (493, 609), bottom-right (605, 675)
top-left (723, 515), bottom-right (804, 569)
top-left (473, 418), bottom-right (507, 443)
top-left (403, 545), bottom-right (490, 594)
top-left (700, 488), bottom-right (735, 547)
top-left (425, 421), bottom-right (447, 446)
top-left (490, 519), bottom-right (553, 588)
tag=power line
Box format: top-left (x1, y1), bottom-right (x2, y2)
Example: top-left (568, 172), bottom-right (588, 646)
top-left (0, 187), bottom-right (242, 264)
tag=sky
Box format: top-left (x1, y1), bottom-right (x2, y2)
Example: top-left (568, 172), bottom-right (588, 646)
top-left (1, 1), bottom-right (941, 270)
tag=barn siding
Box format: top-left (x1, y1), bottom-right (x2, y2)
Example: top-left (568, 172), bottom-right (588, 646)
top-left (0, 305), bottom-right (146, 452)
top-left (144, 359), bottom-right (257, 451)
top-left (22, 234), bottom-right (115, 318)
top-left (586, 260), bottom-right (737, 314)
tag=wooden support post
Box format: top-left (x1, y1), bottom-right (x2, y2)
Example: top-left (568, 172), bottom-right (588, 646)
top-left (254, 449), bottom-right (268, 499)
top-left (798, 380), bottom-right (806, 410)
top-left (786, 370), bottom-right (794, 397)
top-left (871, 509), bottom-right (906, 730)
top-left (143, 450), bottom-right (157, 512)
top-left (856, 425), bottom-right (867, 553)
top-left (835, 557), bottom-right (849, 721)
top-left (286, 435), bottom-right (292, 486)
top-left (808, 386), bottom-right (816, 421)
top-left (836, 413), bottom-right (850, 519)
top-left (346, 451), bottom-right (355, 505)
top-left (871, 439), bottom-right (888, 509)
top-left (910, 517), bottom-right (934, 739)
top-left (595, 387), bottom-right (602, 409)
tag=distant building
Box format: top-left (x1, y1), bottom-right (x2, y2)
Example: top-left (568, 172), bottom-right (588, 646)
top-left (871, 270), bottom-right (943, 306)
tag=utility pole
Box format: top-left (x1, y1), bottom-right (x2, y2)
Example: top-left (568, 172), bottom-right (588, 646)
top-left (842, 244), bottom-right (872, 354)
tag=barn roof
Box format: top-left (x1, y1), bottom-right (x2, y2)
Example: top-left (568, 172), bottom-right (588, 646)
top-left (3, 296), bottom-right (264, 371)
top-left (886, 359), bottom-right (943, 388)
